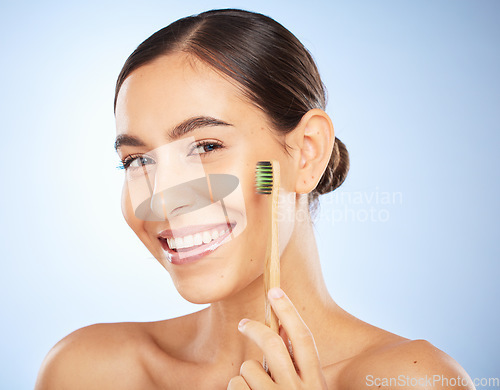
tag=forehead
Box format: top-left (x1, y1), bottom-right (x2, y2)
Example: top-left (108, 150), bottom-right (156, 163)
top-left (114, 53), bottom-right (250, 135)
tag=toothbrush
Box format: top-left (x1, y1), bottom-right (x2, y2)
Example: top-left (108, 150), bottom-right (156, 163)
top-left (255, 160), bottom-right (280, 374)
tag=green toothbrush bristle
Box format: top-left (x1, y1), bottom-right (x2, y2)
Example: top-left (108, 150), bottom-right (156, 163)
top-left (255, 161), bottom-right (273, 194)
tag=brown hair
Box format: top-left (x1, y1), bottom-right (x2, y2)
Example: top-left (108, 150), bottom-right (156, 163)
top-left (114, 8), bottom-right (349, 211)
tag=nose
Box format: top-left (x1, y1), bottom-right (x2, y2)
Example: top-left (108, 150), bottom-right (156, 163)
top-left (149, 162), bottom-right (200, 220)
top-left (150, 183), bottom-right (208, 220)
top-left (150, 173), bottom-right (240, 219)
top-left (132, 171), bottom-right (240, 221)
top-left (131, 164), bottom-right (203, 221)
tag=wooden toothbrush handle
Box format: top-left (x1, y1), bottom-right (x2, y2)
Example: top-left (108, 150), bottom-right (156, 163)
top-left (264, 161), bottom-right (280, 375)
top-left (265, 161), bottom-right (280, 334)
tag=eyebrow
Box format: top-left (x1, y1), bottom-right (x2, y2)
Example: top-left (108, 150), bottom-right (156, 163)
top-left (114, 116), bottom-right (234, 152)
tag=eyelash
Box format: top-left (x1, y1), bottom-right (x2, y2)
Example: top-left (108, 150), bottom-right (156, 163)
top-left (116, 140), bottom-right (225, 170)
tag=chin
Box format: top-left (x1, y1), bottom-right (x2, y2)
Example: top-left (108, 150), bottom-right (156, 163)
top-left (167, 256), bottom-right (264, 306)
top-left (172, 278), bottom-right (236, 305)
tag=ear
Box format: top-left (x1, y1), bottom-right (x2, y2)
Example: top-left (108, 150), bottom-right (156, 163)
top-left (290, 109), bottom-right (335, 195)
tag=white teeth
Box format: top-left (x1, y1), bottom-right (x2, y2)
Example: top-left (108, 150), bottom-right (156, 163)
top-left (202, 231), bottom-right (212, 244)
top-left (165, 226), bottom-right (232, 251)
top-left (184, 235), bottom-right (194, 248)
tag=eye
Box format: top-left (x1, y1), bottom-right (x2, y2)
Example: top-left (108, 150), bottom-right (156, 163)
top-left (189, 140), bottom-right (224, 156)
top-left (117, 154), bottom-right (155, 170)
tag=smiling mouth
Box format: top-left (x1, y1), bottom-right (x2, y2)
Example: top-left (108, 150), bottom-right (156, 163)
top-left (158, 222), bottom-right (236, 264)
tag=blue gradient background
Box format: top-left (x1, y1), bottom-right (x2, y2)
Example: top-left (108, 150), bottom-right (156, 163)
top-left (0, 0), bottom-right (498, 388)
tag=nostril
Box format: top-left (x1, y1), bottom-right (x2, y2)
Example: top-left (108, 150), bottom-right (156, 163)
top-left (150, 190), bottom-right (193, 220)
top-left (170, 205), bottom-right (189, 217)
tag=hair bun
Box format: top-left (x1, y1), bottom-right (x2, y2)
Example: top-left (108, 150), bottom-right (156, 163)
top-left (311, 136), bottom-right (350, 199)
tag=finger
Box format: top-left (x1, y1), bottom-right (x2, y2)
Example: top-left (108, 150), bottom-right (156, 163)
top-left (279, 325), bottom-right (292, 356)
top-left (238, 319), bottom-right (297, 385)
top-left (227, 375), bottom-right (250, 390)
top-left (279, 325), bottom-right (299, 374)
top-left (240, 360), bottom-right (277, 389)
top-left (267, 287), bottom-right (322, 380)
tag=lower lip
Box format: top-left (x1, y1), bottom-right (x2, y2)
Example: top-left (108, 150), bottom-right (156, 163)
top-left (159, 223), bottom-right (236, 265)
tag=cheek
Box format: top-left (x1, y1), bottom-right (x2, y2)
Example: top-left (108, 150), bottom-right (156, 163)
top-left (121, 182), bottom-right (137, 230)
top-left (216, 163), bottom-right (270, 262)
top-left (277, 189), bottom-right (296, 255)
top-left (121, 182), bottom-right (158, 256)
top-left (226, 147), bottom-right (297, 257)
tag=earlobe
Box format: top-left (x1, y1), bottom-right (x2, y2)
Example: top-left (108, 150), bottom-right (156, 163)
top-left (294, 109), bottom-right (335, 194)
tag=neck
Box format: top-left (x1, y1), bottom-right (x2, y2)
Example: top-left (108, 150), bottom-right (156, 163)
top-left (196, 199), bottom-right (340, 364)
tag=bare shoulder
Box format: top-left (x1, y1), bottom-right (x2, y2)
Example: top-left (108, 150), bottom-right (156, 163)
top-left (34, 322), bottom-right (158, 390)
top-left (338, 338), bottom-right (475, 389)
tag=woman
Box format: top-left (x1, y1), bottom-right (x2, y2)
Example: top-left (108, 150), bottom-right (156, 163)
top-left (36, 8), bottom-right (473, 389)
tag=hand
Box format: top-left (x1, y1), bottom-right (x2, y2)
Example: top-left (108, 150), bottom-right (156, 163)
top-left (227, 287), bottom-right (328, 389)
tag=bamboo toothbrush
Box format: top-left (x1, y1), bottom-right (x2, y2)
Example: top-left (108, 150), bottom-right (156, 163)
top-left (255, 160), bottom-right (280, 374)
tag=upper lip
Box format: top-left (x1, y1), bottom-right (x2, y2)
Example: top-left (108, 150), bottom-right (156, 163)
top-left (157, 222), bottom-right (236, 239)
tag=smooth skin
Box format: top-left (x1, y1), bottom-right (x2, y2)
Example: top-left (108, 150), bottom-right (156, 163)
top-left (35, 52), bottom-right (474, 390)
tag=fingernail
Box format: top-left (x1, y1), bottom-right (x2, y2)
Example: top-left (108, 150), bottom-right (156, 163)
top-left (269, 287), bottom-right (284, 299)
top-left (238, 318), bottom-right (250, 330)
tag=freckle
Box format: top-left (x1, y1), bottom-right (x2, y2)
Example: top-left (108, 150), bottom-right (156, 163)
top-left (220, 275), bottom-right (224, 278)
top-left (250, 258), bottom-right (253, 262)
top-left (301, 306), bottom-right (305, 311)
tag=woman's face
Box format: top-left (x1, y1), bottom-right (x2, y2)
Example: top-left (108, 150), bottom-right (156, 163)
top-left (115, 53), bottom-right (297, 304)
